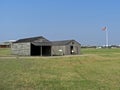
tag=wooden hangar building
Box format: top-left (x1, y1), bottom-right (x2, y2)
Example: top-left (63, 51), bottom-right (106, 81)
top-left (11, 36), bottom-right (81, 56)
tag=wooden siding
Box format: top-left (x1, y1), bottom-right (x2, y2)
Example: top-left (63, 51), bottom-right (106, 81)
top-left (51, 46), bottom-right (66, 56)
top-left (11, 43), bottom-right (31, 56)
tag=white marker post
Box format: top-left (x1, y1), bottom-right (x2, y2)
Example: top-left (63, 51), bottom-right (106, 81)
top-left (102, 26), bottom-right (108, 48)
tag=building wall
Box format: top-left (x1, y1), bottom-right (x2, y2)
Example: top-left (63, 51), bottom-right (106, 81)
top-left (11, 43), bottom-right (31, 56)
top-left (0, 45), bottom-right (10, 48)
top-left (51, 42), bottom-right (81, 56)
top-left (65, 45), bottom-right (80, 55)
top-left (72, 45), bottom-right (81, 54)
top-left (65, 41), bottom-right (81, 55)
top-left (51, 46), bottom-right (66, 56)
top-left (65, 45), bottom-right (71, 55)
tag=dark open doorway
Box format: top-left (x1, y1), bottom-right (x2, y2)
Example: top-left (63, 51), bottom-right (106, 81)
top-left (31, 44), bottom-right (41, 56)
top-left (31, 44), bottom-right (51, 56)
top-left (42, 46), bottom-right (51, 56)
top-left (70, 46), bottom-right (73, 54)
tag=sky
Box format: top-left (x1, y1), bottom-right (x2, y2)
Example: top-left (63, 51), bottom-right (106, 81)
top-left (0, 0), bottom-right (120, 45)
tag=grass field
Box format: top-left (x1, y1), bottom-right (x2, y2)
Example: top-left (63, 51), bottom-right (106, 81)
top-left (0, 48), bottom-right (120, 90)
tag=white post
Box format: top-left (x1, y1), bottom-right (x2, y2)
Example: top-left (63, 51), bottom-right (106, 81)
top-left (105, 28), bottom-right (109, 47)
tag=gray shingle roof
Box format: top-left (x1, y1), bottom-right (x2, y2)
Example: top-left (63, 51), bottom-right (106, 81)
top-left (14, 36), bottom-right (80, 46)
top-left (52, 40), bottom-right (75, 45)
top-left (32, 42), bottom-right (52, 46)
top-left (32, 40), bottom-right (79, 46)
top-left (15, 36), bottom-right (49, 43)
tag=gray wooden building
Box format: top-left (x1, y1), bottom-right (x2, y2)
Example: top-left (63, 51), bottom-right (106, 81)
top-left (11, 36), bottom-right (81, 56)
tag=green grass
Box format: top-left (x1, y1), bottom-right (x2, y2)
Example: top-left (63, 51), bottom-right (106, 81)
top-left (0, 48), bottom-right (120, 90)
top-left (0, 48), bottom-right (12, 56)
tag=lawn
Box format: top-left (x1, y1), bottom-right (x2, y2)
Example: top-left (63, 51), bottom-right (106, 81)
top-left (0, 48), bottom-right (120, 90)
top-left (0, 48), bottom-right (11, 56)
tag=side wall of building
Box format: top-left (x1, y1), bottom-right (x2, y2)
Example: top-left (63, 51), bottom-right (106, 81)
top-left (51, 46), bottom-right (66, 56)
top-left (11, 43), bottom-right (31, 56)
top-left (65, 41), bottom-right (81, 55)
top-left (51, 41), bottom-right (81, 56)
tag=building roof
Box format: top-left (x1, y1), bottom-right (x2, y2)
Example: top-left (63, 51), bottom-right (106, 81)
top-left (52, 40), bottom-right (76, 45)
top-left (32, 40), bottom-right (80, 46)
top-left (14, 36), bottom-right (81, 46)
top-left (15, 36), bottom-right (50, 43)
top-left (32, 42), bottom-right (52, 46)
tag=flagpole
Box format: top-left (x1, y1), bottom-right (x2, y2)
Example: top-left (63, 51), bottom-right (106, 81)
top-left (102, 26), bottom-right (109, 48)
top-left (105, 27), bottom-right (108, 47)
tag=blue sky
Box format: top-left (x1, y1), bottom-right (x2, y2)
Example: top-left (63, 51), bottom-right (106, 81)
top-left (0, 0), bottom-right (120, 45)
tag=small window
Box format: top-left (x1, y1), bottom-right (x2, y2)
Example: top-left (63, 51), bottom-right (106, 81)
top-left (72, 42), bottom-right (74, 44)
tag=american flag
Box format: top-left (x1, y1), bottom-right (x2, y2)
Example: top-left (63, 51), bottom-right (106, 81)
top-left (102, 26), bottom-right (107, 31)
